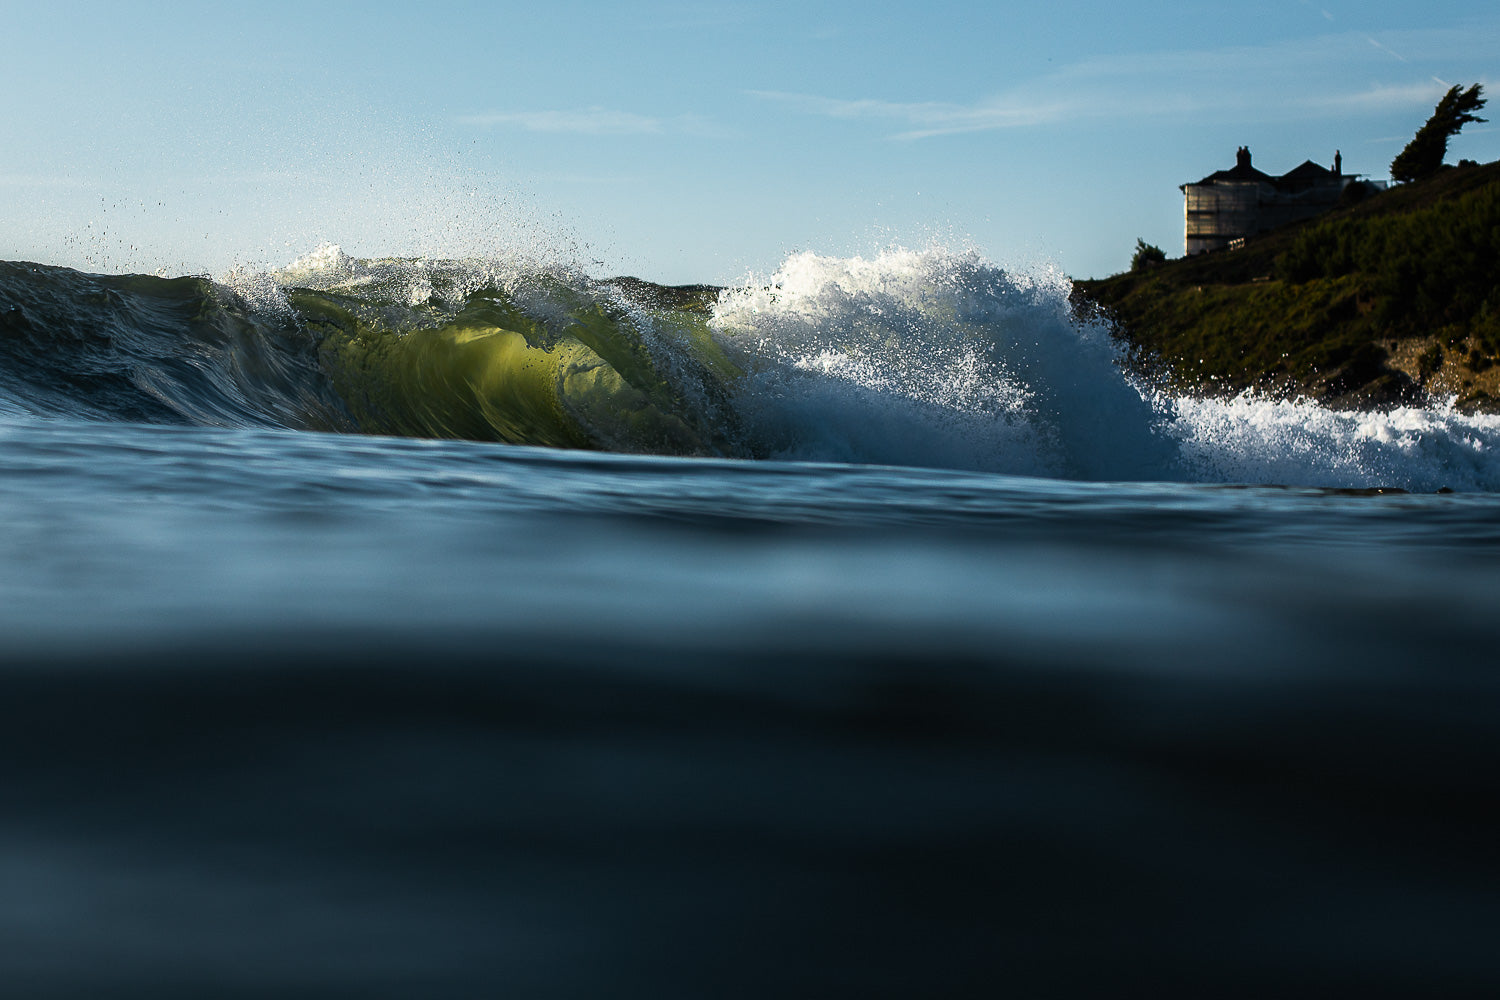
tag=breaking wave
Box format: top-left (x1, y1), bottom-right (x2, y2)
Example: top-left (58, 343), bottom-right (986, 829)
top-left (3, 244), bottom-right (1499, 491)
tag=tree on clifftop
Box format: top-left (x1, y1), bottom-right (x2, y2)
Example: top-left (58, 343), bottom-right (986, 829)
top-left (1131, 238), bottom-right (1166, 271)
top-left (1390, 84), bottom-right (1487, 183)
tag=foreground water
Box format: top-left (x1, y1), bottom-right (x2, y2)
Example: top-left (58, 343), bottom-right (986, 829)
top-left (2, 247), bottom-right (1498, 996)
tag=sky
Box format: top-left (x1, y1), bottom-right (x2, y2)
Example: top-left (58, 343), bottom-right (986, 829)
top-left (2, 1), bottom-right (1496, 285)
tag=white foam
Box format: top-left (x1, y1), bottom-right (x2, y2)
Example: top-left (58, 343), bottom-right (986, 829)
top-left (1168, 393), bottom-right (1500, 491)
top-left (711, 247), bottom-right (1169, 479)
top-left (257, 243), bottom-right (596, 317)
top-left (217, 265), bottom-right (293, 318)
top-left (279, 243), bottom-right (360, 283)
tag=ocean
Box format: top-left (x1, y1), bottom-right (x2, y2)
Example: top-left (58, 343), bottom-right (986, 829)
top-left (2, 245), bottom-right (1497, 996)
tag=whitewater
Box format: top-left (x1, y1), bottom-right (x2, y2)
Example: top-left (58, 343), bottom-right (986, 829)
top-left (2, 243), bottom-right (1498, 997)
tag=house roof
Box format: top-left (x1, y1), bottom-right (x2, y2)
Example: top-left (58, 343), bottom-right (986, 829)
top-left (1278, 160), bottom-right (1337, 186)
top-left (1183, 156), bottom-right (1346, 192)
top-left (1191, 161), bottom-right (1276, 186)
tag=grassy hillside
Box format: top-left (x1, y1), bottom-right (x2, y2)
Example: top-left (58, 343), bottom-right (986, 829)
top-left (1075, 159), bottom-right (1500, 410)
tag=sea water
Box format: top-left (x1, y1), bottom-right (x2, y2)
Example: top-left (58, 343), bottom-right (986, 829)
top-left (1, 246), bottom-right (1497, 996)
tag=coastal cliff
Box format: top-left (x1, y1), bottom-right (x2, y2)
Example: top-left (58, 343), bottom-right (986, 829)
top-left (1075, 158), bottom-right (1500, 411)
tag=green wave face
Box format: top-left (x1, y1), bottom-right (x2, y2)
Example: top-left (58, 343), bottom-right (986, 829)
top-left (289, 269), bottom-right (748, 457)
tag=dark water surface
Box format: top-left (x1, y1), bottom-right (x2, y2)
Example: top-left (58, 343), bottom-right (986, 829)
top-left (3, 414), bottom-right (1498, 998)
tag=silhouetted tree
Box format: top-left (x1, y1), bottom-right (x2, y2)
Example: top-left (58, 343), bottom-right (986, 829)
top-left (1131, 238), bottom-right (1166, 271)
top-left (1390, 84), bottom-right (1487, 183)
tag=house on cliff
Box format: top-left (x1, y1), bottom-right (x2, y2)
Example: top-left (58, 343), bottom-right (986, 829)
top-left (1181, 148), bottom-right (1380, 255)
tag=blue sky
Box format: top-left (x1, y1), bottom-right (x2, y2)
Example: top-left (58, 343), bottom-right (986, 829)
top-left (2, 1), bottom-right (1496, 284)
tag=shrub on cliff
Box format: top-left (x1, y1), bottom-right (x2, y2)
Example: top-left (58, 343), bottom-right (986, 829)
top-left (1274, 179), bottom-right (1500, 351)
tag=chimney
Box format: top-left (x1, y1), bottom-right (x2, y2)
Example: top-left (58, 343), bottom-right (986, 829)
top-left (1334, 150), bottom-right (1342, 176)
top-left (1236, 147), bottom-right (1252, 169)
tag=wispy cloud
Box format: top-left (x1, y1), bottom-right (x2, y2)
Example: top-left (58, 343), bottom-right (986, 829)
top-left (457, 107), bottom-right (729, 138)
top-left (750, 91), bottom-right (1095, 140)
top-left (752, 26), bottom-right (1495, 140)
top-left (1297, 1), bottom-right (1336, 23)
top-left (1364, 34), bottom-right (1411, 64)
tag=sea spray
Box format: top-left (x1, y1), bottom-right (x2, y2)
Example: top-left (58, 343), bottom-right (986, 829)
top-left (710, 248), bottom-right (1174, 479)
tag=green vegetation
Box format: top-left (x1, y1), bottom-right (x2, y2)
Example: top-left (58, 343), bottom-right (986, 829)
top-left (1131, 238), bottom-right (1166, 272)
top-left (1076, 159), bottom-right (1500, 411)
top-left (1390, 84), bottom-right (1487, 184)
top-left (1275, 175), bottom-right (1500, 354)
